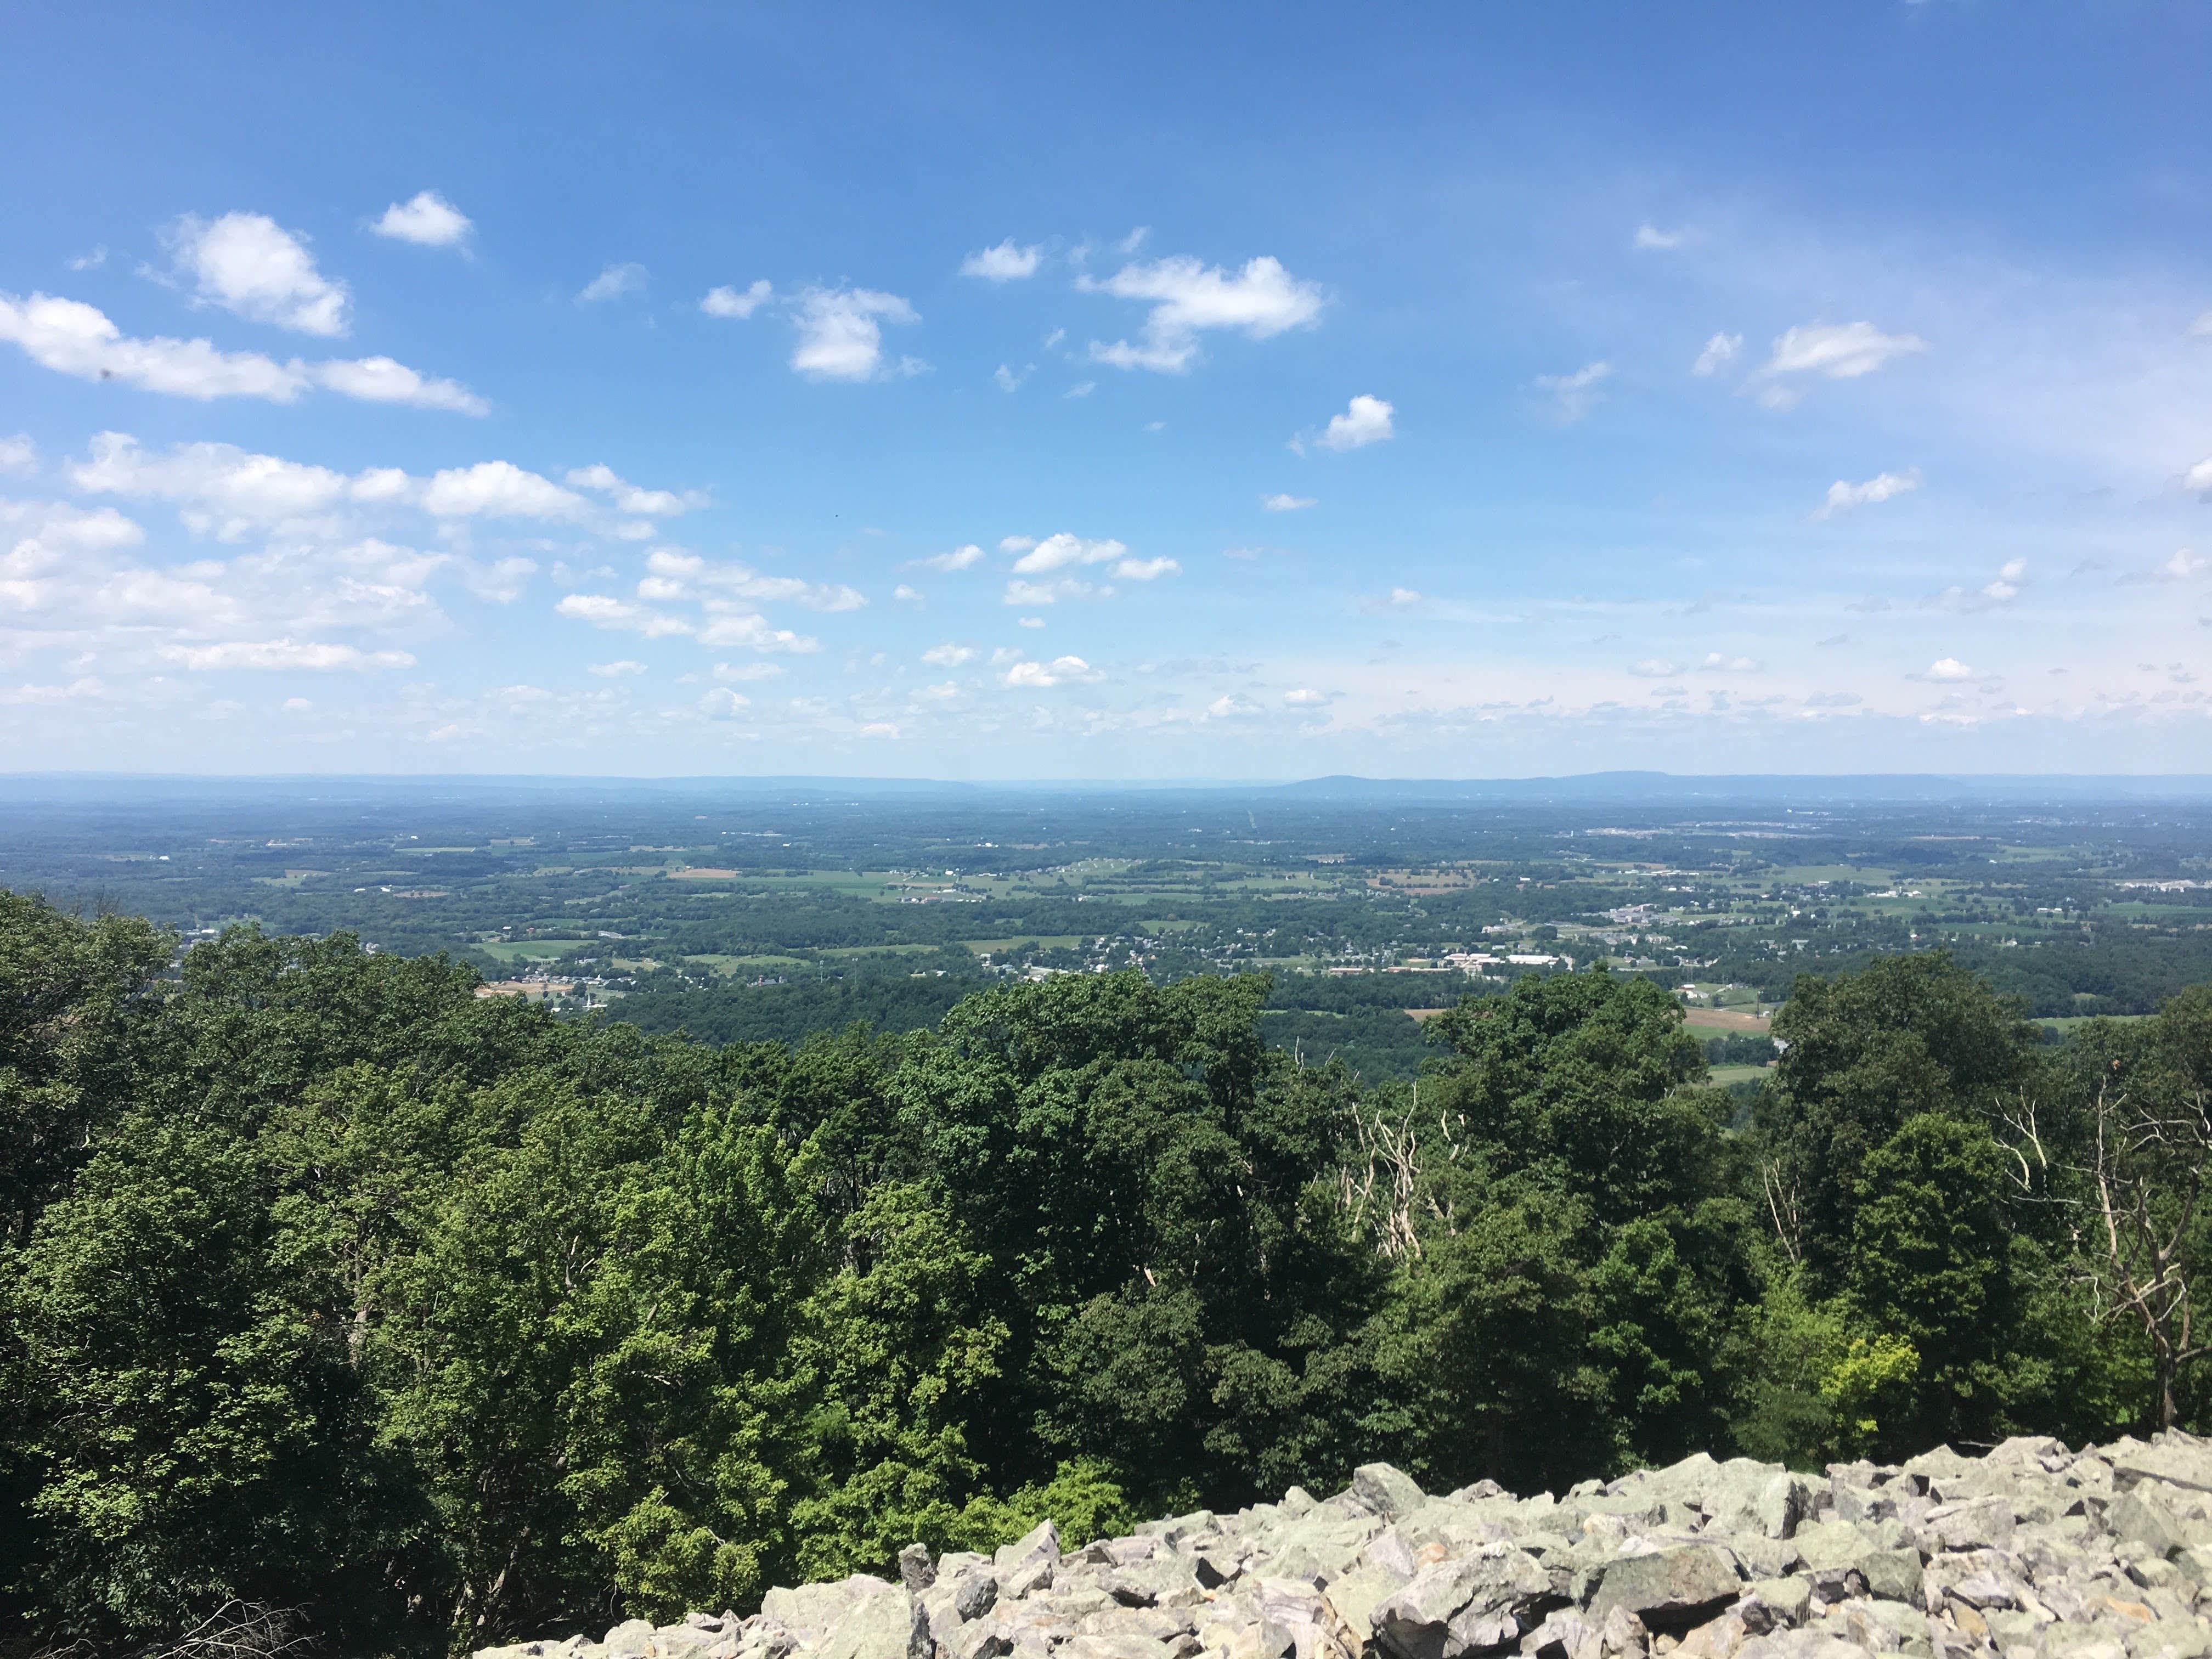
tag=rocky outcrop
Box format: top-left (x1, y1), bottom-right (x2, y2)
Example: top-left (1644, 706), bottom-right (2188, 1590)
top-left (474, 1432), bottom-right (2212, 1659)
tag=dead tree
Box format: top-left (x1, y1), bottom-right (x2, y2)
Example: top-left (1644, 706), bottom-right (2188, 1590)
top-left (2002, 1073), bottom-right (2212, 1431)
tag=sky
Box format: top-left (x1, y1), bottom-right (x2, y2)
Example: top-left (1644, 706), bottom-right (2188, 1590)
top-left (3, 2), bottom-right (2211, 781)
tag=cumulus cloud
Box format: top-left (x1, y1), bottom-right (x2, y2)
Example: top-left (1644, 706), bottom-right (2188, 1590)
top-left (790, 286), bottom-right (921, 381)
top-left (69, 434), bottom-right (591, 533)
top-left (640, 547), bottom-right (864, 612)
top-left (713, 661), bottom-right (785, 682)
top-left (960, 240), bottom-right (1043, 281)
top-left (0, 292), bottom-right (484, 411)
top-left (556, 592), bottom-right (693, 638)
top-left (1753, 321), bottom-right (1928, 408)
top-left (1005, 577), bottom-right (1104, 606)
top-left (1816, 468), bottom-right (1921, 517)
top-left (697, 687), bottom-right (751, 719)
top-left (163, 639), bottom-right (415, 671)
top-left (1262, 493), bottom-right (1316, 511)
top-left (1301, 394), bottom-right (1396, 454)
top-left (163, 212), bottom-right (351, 336)
top-left (1535, 362), bottom-right (1611, 423)
top-left (1004, 655), bottom-right (1102, 687)
top-left (588, 659), bottom-right (646, 677)
top-left (578, 262), bottom-right (647, 304)
top-left (1699, 652), bottom-right (1761, 673)
top-left (565, 464), bottom-right (701, 517)
top-left (2185, 456), bottom-right (2212, 497)
top-left (1634, 224), bottom-right (1687, 250)
top-left (922, 644), bottom-right (976, 667)
top-left (1113, 556), bottom-right (1180, 580)
top-left (422, 461), bottom-right (586, 518)
top-left (312, 356), bottom-right (488, 414)
top-left (1084, 254), bottom-right (1323, 373)
top-left (1691, 332), bottom-right (1742, 376)
top-left (0, 435), bottom-right (35, 477)
top-left (1009, 533), bottom-right (1127, 575)
top-left (371, 191), bottom-right (472, 248)
top-left (1628, 658), bottom-right (1681, 678)
top-left (702, 280), bottom-right (772, 319)
top-left (1283, 688), bottom-right (1329, 706)
top-left (1925, 657), bottom-right (1976, 680)
top-left (993, 363), bottom-right (1029, 393)
top-left (915, 544), bottom-right (984, 572)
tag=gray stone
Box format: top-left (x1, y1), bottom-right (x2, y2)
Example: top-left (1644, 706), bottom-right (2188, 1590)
top-left (953, 1570), bottom-right (1001, 1622)
top-left (1353, 1465), bottom-right (1431, 1522)
top-left (605, 1623), bottom-right (657, 1658)
top-left (2112, 1491), bottom-right (2186, 1560)
top-left (1588, 1545), bottom-right (1742, 1629)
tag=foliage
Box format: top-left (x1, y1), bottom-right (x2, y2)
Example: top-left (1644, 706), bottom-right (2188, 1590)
top-left (0, 899), bottom-right (2196, 1656)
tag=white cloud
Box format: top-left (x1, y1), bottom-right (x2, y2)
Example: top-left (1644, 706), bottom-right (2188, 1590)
top-left (0, 293), bottom-right (483, 411)
top-left (1064, 381), bottom-right (1095, 399)
top-left (713, 660), bottom-right (785, 682)
top-left (578, 262), bottom-right (647, 304)
top-left (1084, 255), bottom-right (1323, 373)
top-left (2190, 311), bottom-right (2212, 339)
top-left (371, 191), bottom-right (472, 249)
top-left (0, 435), bottom-right (35, 477)
top-left (66, 247), bottom-right (106, 272)
top-left (280, 696), bottom-right (312, 712)
top-left (960, 240), bottom-right (1044, 281)
top-left (163, 212), bottom-right (351, 336)
top-left (1628, 658), bottom-right (1682, 678)
top-left (556, 592), bottom-right (693, 638)
top-left (2185, 456), bottom-right (2212, 497)
top-left (1536, 362), bottom-right (1611, 422)
top-left (1691, 332), bottom-right (1742, 376)
top-left (1262, 493), bottom-right (1315, 511)
top-left (588, 659), bottom-right (646, 677)
top-left (702, 280), bottom-right (772, 319)
top-left (70, 434), bottom-right (581, 534)
top-left (565, 464), bottom-right (699, 516)
top-left (422, 461), bottom-right (585, 518)
top-left (2158, 549), bottom-right (2206, 582)
top-left (993, 363), bottom-right (1029, 393)
top-left (916, 544), bottom-right (984, 572)
top-left (1816, 468), bottom-right (1922, 517)
top-left (641, 548), bottom-right (865, 612)
top-left (791, 286), bottom-right (921, 381)
top-left (1634, 224), bottom-right (1687, 251)
top-left (1207, 694), bottom-right (1260, 718)
top-left (1387, 587), bottom-right (1423, 607)
top-left (1698, 653), bottom-right (1760, 673)
top-left (164, 639), bottom-right (415, 671)
top-left (1009, 533), bottom-right (1128, 575)
top-left (312, 356), bottom-right (488, 414)
top-left (1756, 322), bottom-right (1928, 402)
top-left (893, 583), bottom-right (922, 603)
top-left (1, 677), bottom-right (108, 706)
top-left (1307, 393), bottom-right (1396, 453)
top-left (1113, 556), bottom-right (1180, 580)
top-left (1926, 657), bottom-right (1976, 680)
top-left (698, 687), bottom-right (750, 719)
top-left (923, 643), bottom-right (976, 667)
top-left (696, 612), bottom-right (821, 652)
top-left (1283, 688), bottom-right (1329, 706)
top-left (1018, 616), bottom-right (1045, 628)
top-left (1004, 655), bottom-right (1102, 687)
top-left (1004, 577), bottom-right (1105, 606)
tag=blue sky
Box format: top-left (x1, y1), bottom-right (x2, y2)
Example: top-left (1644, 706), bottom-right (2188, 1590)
top-left (3, 1), bottom-right (2210, 779)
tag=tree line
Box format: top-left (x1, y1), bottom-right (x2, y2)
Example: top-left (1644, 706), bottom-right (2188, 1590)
top-left (3, 888), bottom-right (2209, 1656)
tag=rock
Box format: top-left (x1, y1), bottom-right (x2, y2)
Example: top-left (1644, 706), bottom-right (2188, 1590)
top-left (1354, 1464), bottom-right (1431, 1523)
top-left (817, 1585), bottom-right (927, 1659)
top-left (605, 1622), bottom-right (657, 1658)
top-left (953, 1570), bottom-right (1002, 1622)
top-left (900, 1543), bottom-right (936, 1593)
top-left (2113, 1491), bottom-right (2187, 1560)
top-left (1588, 1545), bottom-right (1743, 1630)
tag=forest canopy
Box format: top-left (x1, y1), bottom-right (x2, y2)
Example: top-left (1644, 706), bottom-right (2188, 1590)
top-left (4, 888), bottom-right (2210, 1656)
